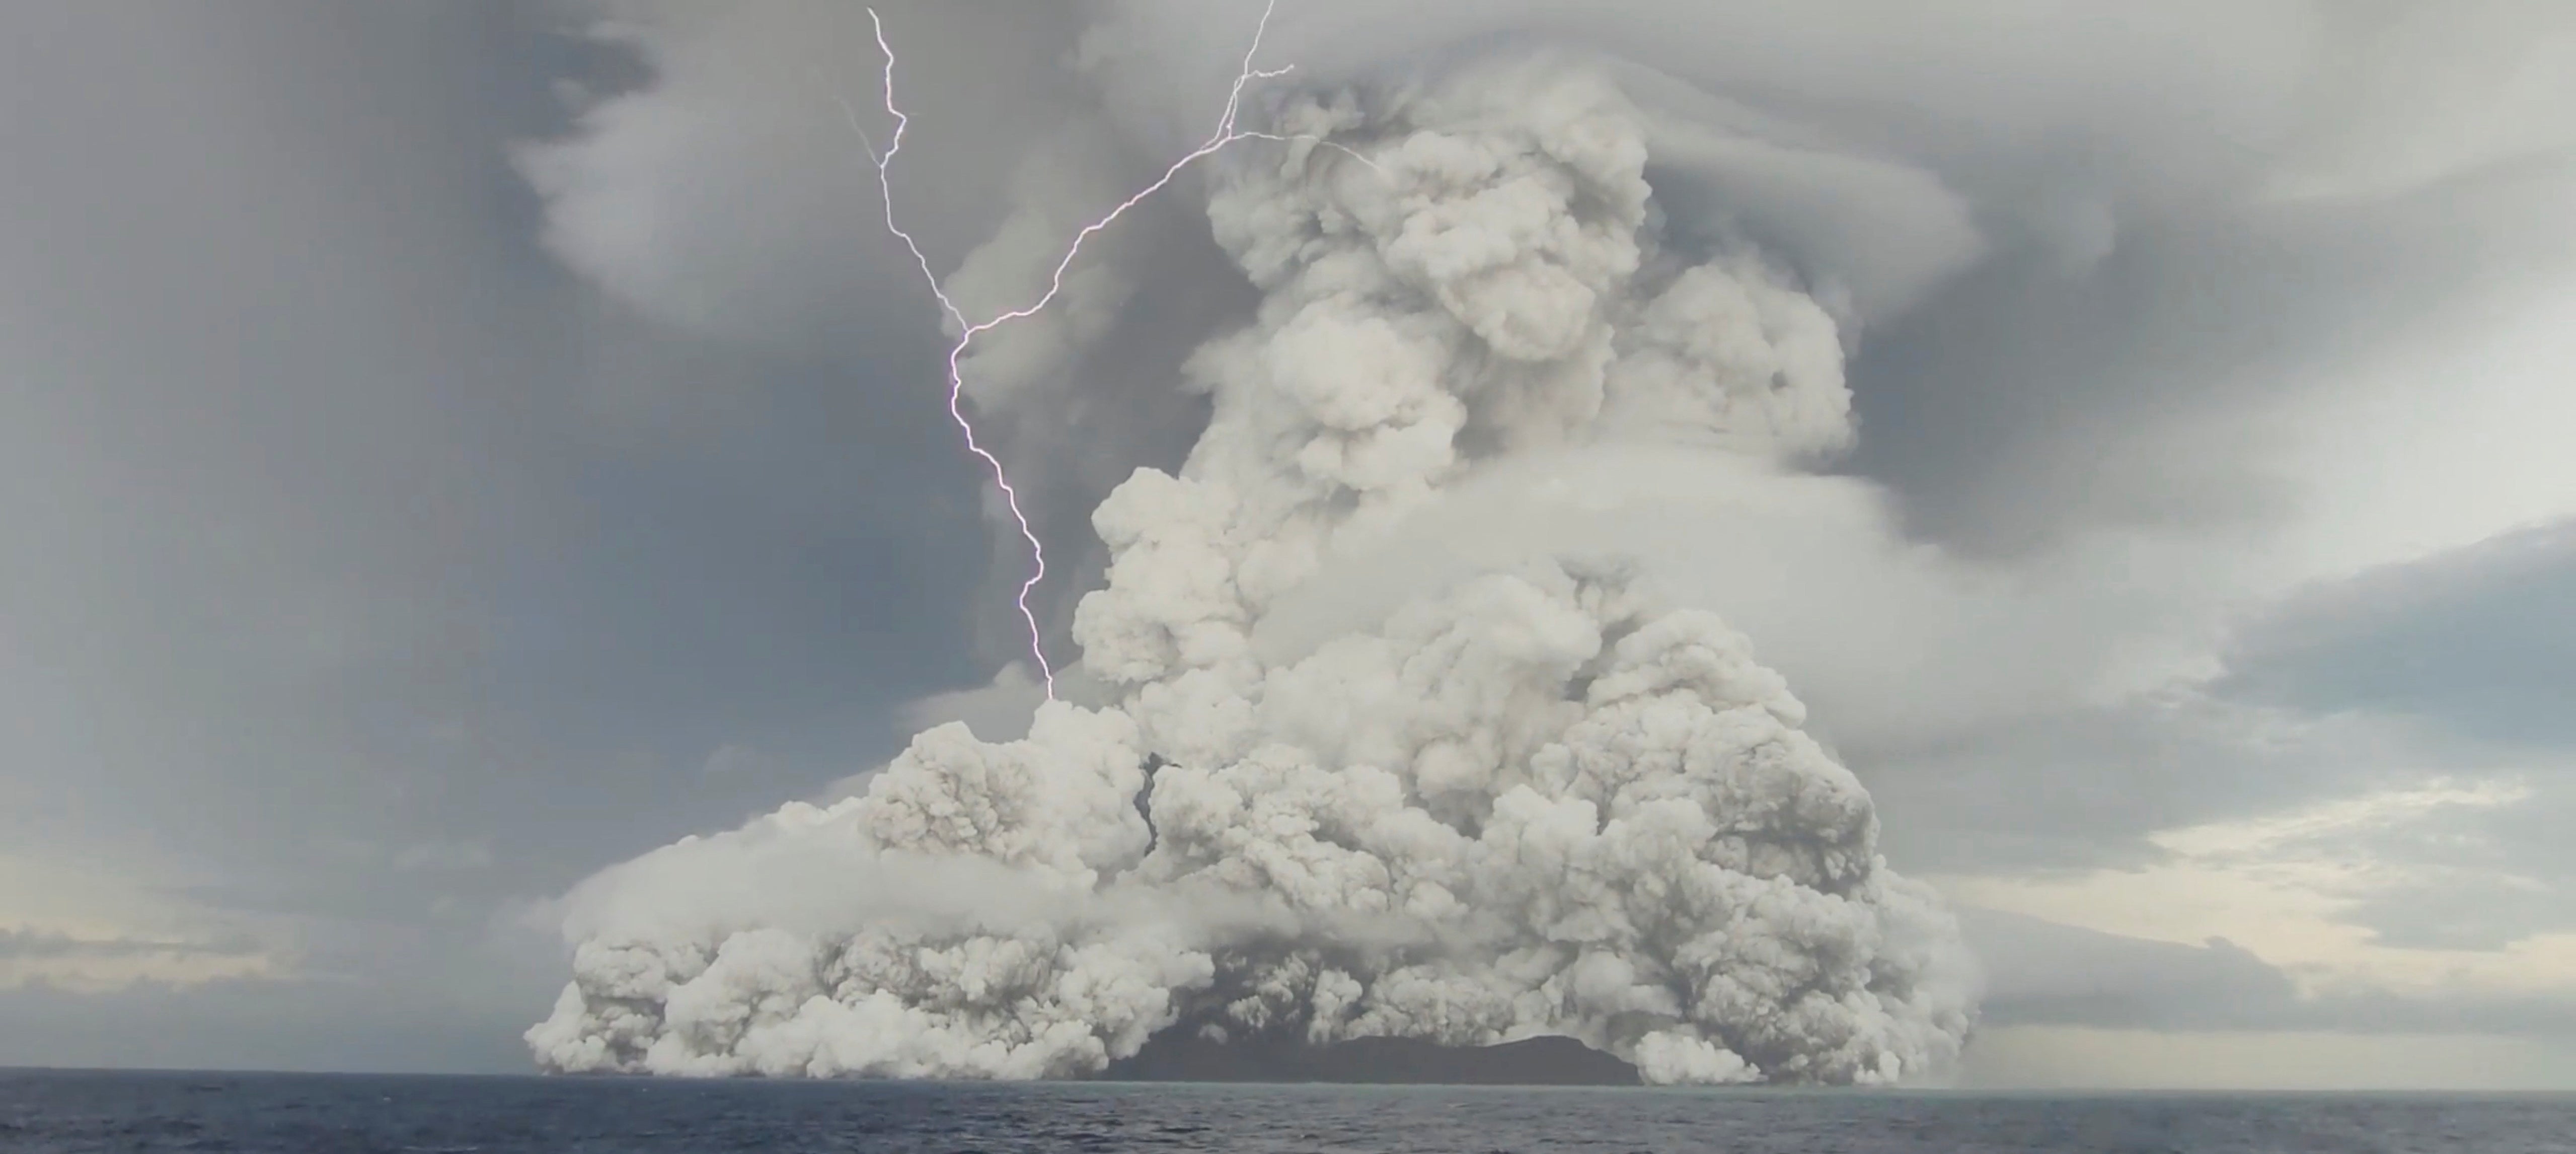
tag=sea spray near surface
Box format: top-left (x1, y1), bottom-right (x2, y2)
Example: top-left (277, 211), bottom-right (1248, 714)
top-left (525, 43), bottom-right (1975, 1086)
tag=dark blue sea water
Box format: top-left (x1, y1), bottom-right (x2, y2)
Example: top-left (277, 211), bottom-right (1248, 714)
top-left (3, 1070), bottom-right (2570, 1153)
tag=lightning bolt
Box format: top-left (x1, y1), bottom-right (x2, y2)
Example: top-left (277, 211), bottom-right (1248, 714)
top-left (852, 1), bottom-right (1377, 701)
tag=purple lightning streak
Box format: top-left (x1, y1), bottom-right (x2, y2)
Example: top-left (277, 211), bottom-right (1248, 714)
top-left (855, 0), bottom-right (1305, 702)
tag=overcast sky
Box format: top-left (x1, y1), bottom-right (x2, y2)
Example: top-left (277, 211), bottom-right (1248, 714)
top-left (4, 0), bottom-right (2574, 1088)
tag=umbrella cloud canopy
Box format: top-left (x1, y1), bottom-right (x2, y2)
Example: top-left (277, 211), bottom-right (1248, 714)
top-left (526, 46), bottom-right (1975, 1085)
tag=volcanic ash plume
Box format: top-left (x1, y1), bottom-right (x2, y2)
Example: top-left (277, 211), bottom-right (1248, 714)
top-left (528, 53), bottom-right (1976, 1086)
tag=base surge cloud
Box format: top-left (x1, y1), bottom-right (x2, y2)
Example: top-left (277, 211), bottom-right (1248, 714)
top-left (528, 30), bottom-right (1976, 1086)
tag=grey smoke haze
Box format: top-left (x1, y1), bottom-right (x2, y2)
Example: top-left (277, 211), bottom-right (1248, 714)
top-left (3, 0), bottom-right (2574, 1086)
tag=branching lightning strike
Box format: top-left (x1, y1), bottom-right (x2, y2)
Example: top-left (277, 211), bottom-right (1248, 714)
top-left (854, 0), bottom-right (1362, 701)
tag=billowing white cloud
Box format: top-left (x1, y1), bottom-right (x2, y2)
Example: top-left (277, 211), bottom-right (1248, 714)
top-left (512, 0), bottom-right (2576, 1091)
top-left (531, 47), bottom-right (1977, 1086)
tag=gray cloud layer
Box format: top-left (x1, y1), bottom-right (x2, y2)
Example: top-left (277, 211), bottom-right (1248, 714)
top-left (0, 0), bottom-right (1006, 1067)
top-left (1965, 908), bottom-right (2576, 1038)
top-left (2227, 520), bottom-right (2576, 748)
top-left (0, 930), bottom-right (259, 964)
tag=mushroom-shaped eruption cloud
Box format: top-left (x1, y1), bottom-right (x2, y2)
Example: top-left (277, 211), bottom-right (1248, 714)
top-left (528, 49), bottom-right (1976, 1087)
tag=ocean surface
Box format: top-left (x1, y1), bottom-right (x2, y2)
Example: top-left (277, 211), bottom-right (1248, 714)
top-left (4, 1070), bottom-right (2571, 1153)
